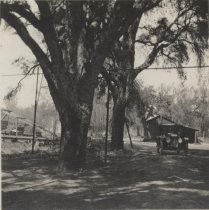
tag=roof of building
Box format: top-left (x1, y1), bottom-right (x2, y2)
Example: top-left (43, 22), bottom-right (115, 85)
top-left (180, 125), bottom-right (199, 131)
top-left (146, 115), bottom-right (160, 122)
top-left (146, 113), bottom-right (198, 131)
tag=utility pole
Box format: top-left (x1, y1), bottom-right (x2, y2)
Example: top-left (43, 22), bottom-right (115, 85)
top-left (105, 79), bottom-right (110, 164)
top-left (32, 68), bottom-right (39, 153)
top-left (125, 121), bottom-right (133, 148)
top-left (16, 117), bottom-right (18, 139)
top-left (53, 119), bottom-right (57, 141)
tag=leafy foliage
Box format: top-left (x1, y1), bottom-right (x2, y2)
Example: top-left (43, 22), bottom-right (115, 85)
top-left (136, 0), bottom-right (208, 77)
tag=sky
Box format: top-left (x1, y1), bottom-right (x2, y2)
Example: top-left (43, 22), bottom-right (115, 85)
top-left (0, 2), bottom-right (208, 109)
top-left (0, 26), bottom-right (45, 108)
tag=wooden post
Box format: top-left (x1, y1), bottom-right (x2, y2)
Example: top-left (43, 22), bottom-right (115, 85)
top-left (105, 80), bottom-right (110, 164)
top-left (32, 68), bottom-right (39, 153)
top-left (53, 119), bottom-right (57, 141)
top-left (16, 117), bottom-right (18, 138)
top-left (125, 121), bottom-right (133, 148)
top-left (195, 131), bottom-right (197, 144)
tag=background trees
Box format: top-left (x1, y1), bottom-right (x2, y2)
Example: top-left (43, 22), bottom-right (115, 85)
top-left (132, 76), bottom-right (209, 142)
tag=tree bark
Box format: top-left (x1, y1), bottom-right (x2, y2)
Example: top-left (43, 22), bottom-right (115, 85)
top-left (111, 96), bottom-right (126, 150)
top-left (56, 57), bottom-right (95, 170)
top-left (58, 102), bottom-right (93, 170)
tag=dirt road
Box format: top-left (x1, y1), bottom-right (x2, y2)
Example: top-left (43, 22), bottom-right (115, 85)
top-left (2, 141), bottom-right (209, 209)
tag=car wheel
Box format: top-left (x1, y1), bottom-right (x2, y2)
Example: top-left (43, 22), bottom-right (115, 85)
top-left (177, 148), bottom-right (180, 154)
top-left (159, 148), bottom-right (163, 155)
top-left (184, 144), bottom-right (188, 155)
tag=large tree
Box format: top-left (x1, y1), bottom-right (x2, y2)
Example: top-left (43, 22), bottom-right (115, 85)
top-left (103, 21), bottom-right (139, 149)
top-left (103, 0), bottom-right (208, 149)
top-left (2, 0), bottom-right (162, 169)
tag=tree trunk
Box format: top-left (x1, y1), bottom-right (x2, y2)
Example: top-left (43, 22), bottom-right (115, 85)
top-left (58, 103), bottom-right (92, 170)
top-left (136, 126), bottom-right (141, 137)
top-left (110, 19), bottom-right (139, 150)
top-left (56, 38), bottom-right (96, 170)
top-left (111, 98), bottom-right (126, 150)
top-left (111, 82), bottom-right (127, 150)
top-left (59, 107), bottom-right (91, 169)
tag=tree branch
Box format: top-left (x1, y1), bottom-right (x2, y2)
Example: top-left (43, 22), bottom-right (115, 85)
top-left (1, 8), bottom-right (59, 99)
top-left (94, 0), bottom-right (162, 80)
top-left (65, 1), bottom-right (85, 36)
top-left (133, 4), bottom-right (195, 78)
top-left (35, 1), bottom-right (63, 69)
top-left (134, 43), bottom-right (169, 77)
top-left (142, 0), bottom-right (162, 13)
top-left (4, 64), bottom-right (39, 100)
top-left (100, 67), bottom-right (119, 99)
top-left (3, 2), bottom-right (43, 31)
top-left (135, 39), bottom-right (155, 46)
top-left (161, 50), bottom-right (175, 63)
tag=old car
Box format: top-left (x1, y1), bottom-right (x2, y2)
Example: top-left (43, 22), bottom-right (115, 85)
top-left (156, 131), bottom-right (189, 155)
top-left (146, 114), bottom-right (198, 154)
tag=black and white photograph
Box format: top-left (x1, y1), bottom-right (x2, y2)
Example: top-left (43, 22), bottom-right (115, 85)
top-left (0, 0), bottom-right (209, 209)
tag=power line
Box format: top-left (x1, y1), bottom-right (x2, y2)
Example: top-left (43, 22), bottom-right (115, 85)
top-left (0, 73), bottom-right (43, 77)
top-left (1, 65), bottom-right (209, 77)
top-left (144, 65), bottom-right (209, 70)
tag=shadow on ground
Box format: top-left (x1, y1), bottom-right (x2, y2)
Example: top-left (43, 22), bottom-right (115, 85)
top-left (2, 142), bottom-right (209, 209)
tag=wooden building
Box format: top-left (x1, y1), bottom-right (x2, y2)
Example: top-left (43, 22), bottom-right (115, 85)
top-left (1, 109), bottom-right (53, 139)
top-left (146, 115), bottom-right (198, 143)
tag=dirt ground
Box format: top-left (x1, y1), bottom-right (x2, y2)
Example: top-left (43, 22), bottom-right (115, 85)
top-left (2, 140), bottom-right (209, 209)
